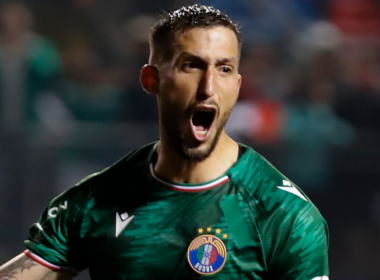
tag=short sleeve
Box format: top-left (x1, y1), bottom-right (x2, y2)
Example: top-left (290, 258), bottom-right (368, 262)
top-left (24, 187), bottom-right (89, 272)
top-left (268, 204), bottom-right (329, 280)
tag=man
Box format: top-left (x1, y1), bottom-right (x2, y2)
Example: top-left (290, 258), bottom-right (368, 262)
top-left (0, 4), bottom-right (329, 280)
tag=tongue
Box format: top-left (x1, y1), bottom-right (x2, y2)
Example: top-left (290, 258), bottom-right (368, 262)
top-left (192, 111), bottom-right (210, 132)
top-left (194, 125), bottom-right (206, 131)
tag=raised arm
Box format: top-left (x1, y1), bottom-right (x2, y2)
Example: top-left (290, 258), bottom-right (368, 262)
top-left (0, 253), bottom-right (75, 280)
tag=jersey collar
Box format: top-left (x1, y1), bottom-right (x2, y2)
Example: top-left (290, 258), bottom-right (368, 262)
top-left (149, 163), bottom-right (230, 192)
top-left (147, 142), bottom-right (251, 192)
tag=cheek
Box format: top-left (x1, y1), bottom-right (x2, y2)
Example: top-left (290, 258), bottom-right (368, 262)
top-left (160, 74), bottom-right (194, 106)
top-left (219, 81), bottom-right (239, 110)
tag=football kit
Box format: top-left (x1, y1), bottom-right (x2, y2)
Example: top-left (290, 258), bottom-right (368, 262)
top-left (24, 142), bottom-right (329, 279)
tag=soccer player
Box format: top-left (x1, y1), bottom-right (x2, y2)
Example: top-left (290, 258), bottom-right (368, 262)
top-left (0, 4), bottom-right (329, 280)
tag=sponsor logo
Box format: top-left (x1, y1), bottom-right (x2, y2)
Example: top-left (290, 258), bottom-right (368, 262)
top-left (277, 180), bottom-right (307, 201)
top-left (115, 212), bottom-right (134, 237)
top-left (48, 201), bottom-right (68, 218)
top-left (187, 234), bottom-right (227, 275)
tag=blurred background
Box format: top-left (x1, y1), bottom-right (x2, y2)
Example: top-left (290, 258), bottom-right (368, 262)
top-left (0, 0), bottom-right (379, 279)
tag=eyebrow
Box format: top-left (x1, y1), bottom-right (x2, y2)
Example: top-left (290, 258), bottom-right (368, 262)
top-left (215, 57), bottom-right (237, 65)
top-left (176, 52), bottom-right (237, 66)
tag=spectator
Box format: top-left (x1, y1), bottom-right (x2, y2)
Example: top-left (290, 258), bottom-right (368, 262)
top-left (0, 0), bottom-right (62, 260)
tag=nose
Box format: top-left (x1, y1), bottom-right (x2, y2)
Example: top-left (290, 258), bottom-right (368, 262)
top-left (197, 66), bottom-right (215, 100)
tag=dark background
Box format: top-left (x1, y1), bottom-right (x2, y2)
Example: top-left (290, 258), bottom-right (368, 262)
top-left (1, 0), bottom-right (380, 279)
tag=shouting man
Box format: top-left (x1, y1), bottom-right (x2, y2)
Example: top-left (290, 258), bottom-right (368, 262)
top-left (0, 5), bottom-right (329, 280)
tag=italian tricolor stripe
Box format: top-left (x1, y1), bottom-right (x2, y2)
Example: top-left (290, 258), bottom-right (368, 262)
top-left (149, 164), bottom-right (230, 192)
top-left (24, 250), bottom-right (78, 274)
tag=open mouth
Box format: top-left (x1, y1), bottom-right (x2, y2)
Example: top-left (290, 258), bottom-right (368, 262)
top-left (191, 108), bottom-right (216, 141)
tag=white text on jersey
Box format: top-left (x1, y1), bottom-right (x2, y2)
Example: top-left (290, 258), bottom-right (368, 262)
top-left (48, 201), bottom-right (68, 218)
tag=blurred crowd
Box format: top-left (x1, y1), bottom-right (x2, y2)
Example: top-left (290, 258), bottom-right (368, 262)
top-left (1, 0), bottom-right (380, 279)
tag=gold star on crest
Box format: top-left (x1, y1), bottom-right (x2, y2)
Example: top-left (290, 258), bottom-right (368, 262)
top-left (207, 227), bottom-right (212, 232)
top-left (198, 228), bottom-right (204, 233)
top-left (223, 233), bottom-right (228, 239)
top-left (216, 228), bottom-right (222, 234)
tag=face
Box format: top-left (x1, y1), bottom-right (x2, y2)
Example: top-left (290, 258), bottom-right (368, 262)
top-left (0, 5), bottom-right (28, 36)
top-left (157, 26), bottom-right (241, 162)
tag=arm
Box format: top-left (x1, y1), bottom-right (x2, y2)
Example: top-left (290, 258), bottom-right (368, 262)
top-left (267, 204), bottom-right (329, 280)
top-left (24, 186), bottom-right (91, 275)
top-left (0, 253), bottom-right (75, 280)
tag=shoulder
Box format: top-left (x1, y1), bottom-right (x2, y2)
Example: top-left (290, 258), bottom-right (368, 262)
top-left (228, 145), bottom-right (329, 276)
top-left (228, 144), bottom-right (327, 231)
top-left (48, 142), bottom-right (158, 215)
top-left (77, 141), bottom-right (156, 184)
top-left (25, 34), bottom-right (61, 69)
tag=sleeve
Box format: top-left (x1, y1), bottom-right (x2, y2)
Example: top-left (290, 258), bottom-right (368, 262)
top-left (267, 203), bottom-right (329, 280)
top-left (24, 186), bottom-right (90, 273)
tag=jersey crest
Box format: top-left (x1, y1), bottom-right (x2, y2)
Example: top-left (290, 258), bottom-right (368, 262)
top-left (187, 234), bottom-right (227, 275)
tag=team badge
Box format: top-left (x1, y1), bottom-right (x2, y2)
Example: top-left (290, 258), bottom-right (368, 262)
top-left (187, 233), bottom-right (227, 275)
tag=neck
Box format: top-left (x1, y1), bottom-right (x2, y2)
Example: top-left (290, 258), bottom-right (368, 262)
top-left (154, 132), bottom-right (239, 184)
top-left (2, 31), bottom-right (30, 53)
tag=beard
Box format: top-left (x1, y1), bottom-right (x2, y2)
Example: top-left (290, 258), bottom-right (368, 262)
top-left (159, 99), bottom-right (233, 162)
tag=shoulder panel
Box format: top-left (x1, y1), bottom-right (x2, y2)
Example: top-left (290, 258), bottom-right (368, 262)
top-left (228, 146), bottom-right (312, 217)
top-left (25, 142), bottom-right (158, 271)
top-left (227, 146), bottom-right (329, 278)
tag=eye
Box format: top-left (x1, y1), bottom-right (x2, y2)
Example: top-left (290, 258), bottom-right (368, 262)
top-left (183, 61), bottom-right (198, 71)
top-left (188, 62), bottom-right (197, 68)
top-left (220, 66), bottom-right (232, 74)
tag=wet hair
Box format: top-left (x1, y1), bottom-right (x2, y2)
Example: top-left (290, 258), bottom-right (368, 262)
top-left (149, 4), bottom-right (241, 65)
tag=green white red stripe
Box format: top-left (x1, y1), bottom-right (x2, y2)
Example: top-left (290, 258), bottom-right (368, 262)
top-left (24, 250), bottom-right (78, 274)
top-left (149, 163), bottom-right (230, 192)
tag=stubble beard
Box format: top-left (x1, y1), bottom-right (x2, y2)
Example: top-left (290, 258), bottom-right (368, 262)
top-left (160, 102), bottom-right (233, 162)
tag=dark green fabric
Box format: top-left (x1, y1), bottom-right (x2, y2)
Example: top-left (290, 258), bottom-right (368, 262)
top-left (25, 142), bottom-right (329, 279)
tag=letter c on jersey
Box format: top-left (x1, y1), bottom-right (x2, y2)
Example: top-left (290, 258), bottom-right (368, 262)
top-left (48, 201), bottom-right (68, 218)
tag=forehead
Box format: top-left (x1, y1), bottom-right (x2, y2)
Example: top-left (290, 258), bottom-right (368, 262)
top-left (174, 26), bottom-right (239, 61)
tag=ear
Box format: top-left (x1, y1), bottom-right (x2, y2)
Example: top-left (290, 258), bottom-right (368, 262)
top-left (140, 64), bottom-right (159, 94)
top-left (237, 74), bottom-right (242, 90)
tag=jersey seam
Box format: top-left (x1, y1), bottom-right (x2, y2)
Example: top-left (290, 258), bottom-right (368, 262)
top-left (278, 213), bottom-right (303, 273)
top-left (234, 182), bottom-right (269, 274)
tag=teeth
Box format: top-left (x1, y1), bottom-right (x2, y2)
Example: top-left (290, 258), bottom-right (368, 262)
top-left (196, 131), bottom-right (207, 136)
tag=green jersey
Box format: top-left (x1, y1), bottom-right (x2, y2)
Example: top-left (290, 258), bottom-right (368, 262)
top-left (24, 142), bottom-right (329, 280)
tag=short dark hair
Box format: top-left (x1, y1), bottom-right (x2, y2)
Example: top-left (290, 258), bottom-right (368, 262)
top-left (149, 4), bottom-right (241, 65)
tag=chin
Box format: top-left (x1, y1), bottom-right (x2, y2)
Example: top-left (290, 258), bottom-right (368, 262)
top-left (178, 133), bottom-right (220, 163)
top-left (180, 145), bottom-right (213, 162)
